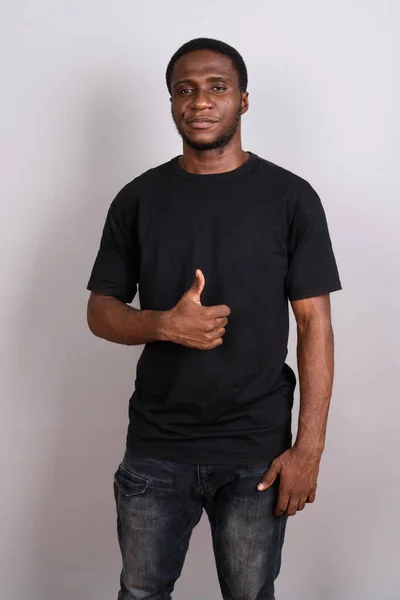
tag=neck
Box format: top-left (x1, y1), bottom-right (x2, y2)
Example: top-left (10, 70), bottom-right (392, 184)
top-left (179, 139), bottom-right (249, 175)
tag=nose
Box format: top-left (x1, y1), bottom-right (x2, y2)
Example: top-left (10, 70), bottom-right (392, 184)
top-left (189, 89), bottom-right (214, 110)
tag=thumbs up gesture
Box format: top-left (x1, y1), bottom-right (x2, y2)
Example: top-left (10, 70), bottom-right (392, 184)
top-left (164, 269), bottom-right (231, 350)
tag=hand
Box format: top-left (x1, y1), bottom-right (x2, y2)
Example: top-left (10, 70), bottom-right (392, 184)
top-left (257, 447), bottom-right (321, 517)
top-left (163, 269), bottom-right (231, 350)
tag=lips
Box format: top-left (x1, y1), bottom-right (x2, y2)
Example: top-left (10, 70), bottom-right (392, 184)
top-left (186, 118), bottom-right (218, 130)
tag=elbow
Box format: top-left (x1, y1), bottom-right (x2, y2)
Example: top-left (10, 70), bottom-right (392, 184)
top-left (86, 294), bottom-right (103, 338)
top-left (297, 315), bottom-right (333, 338)
top-left (87, 315), bottom-right (96, 337)
top-left (86, 305), bottom-right (98, 337)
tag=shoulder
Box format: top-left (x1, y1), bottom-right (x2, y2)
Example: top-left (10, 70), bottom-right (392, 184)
top-left (111, 159), bottom-right (172, 214)
top-left (257, 155), bottom-right (317, 196)
top-left (256, 155), bottom-right (321, 218)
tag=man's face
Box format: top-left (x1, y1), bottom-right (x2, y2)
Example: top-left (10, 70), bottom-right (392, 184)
top-left (170, 50), bottom-right (248, 151)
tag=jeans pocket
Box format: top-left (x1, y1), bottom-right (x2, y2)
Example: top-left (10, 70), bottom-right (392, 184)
top-left (114, 462), bottom-right (150, 497)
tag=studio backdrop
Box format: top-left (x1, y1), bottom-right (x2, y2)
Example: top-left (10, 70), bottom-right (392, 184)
top-left (2, 1), bottom-right (399, 599)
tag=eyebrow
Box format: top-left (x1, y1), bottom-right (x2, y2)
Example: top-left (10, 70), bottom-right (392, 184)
top-left (173, 76), bottom-right (233, 88)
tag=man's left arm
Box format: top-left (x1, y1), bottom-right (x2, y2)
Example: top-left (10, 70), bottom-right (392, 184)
top-left (257, 293), bottom-right (334, 517)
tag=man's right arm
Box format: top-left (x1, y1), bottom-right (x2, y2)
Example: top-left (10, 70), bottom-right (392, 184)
top-left (87, 292), bottom-right (170, 346)
top-left (86, 270), bottom-right (230, 350)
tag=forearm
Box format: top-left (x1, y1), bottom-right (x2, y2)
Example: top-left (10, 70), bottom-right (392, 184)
top-left (294, 316), bottom-right (334, 456)
top-left (87, 294), bottom-right (170, 346)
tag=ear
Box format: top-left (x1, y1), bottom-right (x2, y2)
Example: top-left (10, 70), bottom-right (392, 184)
top-left (240, 91), bottom-right (249, 115)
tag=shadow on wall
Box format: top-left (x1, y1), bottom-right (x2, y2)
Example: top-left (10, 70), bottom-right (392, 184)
top-left (13, 79), bottom-right (149, 600)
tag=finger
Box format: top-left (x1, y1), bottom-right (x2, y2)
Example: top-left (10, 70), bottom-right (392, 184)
top-left (211, 327), bottom-right (226, 339)
top-left (206, 327), bottom-right (226, 340)
top-left (210, 304), bottom-right (231, 318)
top-left (208, 337), bottom-right (224, 350)
top-left (257, 462), bottom-right (279, 491)
top-left (215, 316), bottom-right (229, 327)
top-left (297, 497), bottom-right (307, 511)
top-left (204, 329), bottom-right (225, 351)
top-left (306, 489), bottom-right (316, 503)
top-left (189, 269), bottom-right (205, 304)
top-left (274, 493), bottom-right (289, 517)
top-left (287, 497), bottom-right (300, 516)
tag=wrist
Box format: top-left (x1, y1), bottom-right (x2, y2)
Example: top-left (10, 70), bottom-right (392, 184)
top-left (293, 439), bottom-right (325, 458)
top-left (153, 310), bottom-right (174, 342)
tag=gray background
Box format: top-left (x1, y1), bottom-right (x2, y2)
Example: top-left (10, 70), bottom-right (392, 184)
top-left (2, 1), bottom-right (399, 599)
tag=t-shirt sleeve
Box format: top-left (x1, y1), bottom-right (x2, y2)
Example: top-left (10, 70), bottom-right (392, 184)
top-left (285, 181), bottom-right (342, 301)
top-left (86, 183), bottom-right (140, 304)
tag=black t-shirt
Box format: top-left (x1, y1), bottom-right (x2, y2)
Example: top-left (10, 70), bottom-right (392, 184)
top-left (87, 151), bottom-right (342, 464)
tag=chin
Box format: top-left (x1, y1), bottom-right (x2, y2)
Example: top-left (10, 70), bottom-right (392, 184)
top-left (184, 134), bottom-right (228, 151)
top-left (189, 134), bottom-right (216, 144)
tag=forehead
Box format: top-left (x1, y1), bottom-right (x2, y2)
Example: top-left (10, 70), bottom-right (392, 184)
top-left (171, 50), bottom-right (237, 83)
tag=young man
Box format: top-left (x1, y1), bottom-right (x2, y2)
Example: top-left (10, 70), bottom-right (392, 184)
top-left (86, 38), bottom-right (342, 600)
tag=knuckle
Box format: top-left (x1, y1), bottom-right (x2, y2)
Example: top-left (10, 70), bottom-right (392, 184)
top-left (278, 496), bottom-right (289, 507)
top-left (203, 308), bottom-right (212, 321)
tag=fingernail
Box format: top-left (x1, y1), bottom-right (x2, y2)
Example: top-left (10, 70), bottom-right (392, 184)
top-left (257, 483), bottom-right (264, 490)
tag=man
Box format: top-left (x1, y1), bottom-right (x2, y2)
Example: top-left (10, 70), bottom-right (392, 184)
top-left (86, 37), bottom-right (342, 600)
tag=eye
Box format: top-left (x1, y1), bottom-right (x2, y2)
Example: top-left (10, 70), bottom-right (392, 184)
top-left (212, 86), bottom-right (227, 92)
top-left (179, 88), bottom-right (193, 95)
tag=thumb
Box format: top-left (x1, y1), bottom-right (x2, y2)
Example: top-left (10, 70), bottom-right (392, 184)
top-left (188, 269), bottom-right (205, 305)
top-left (257, 462), bottom-right (279, 491)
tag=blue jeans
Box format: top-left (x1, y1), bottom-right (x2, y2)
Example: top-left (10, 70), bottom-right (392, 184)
top-left (113, 449), bottom-right (288, 600)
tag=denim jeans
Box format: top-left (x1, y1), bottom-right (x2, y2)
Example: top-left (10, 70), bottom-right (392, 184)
top-left (113, 448), bottom-right (288, 600)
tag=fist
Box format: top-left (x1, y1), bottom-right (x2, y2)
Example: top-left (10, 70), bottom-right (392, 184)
top-left (165, 269), bottom-right (231, 350)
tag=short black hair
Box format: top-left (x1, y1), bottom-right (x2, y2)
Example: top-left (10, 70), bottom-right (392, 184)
top-left (166, 37), bottom-right (248, 95)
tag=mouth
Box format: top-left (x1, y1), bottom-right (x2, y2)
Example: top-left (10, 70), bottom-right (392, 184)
top-left (186, 118), bottom-right (218, 130)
